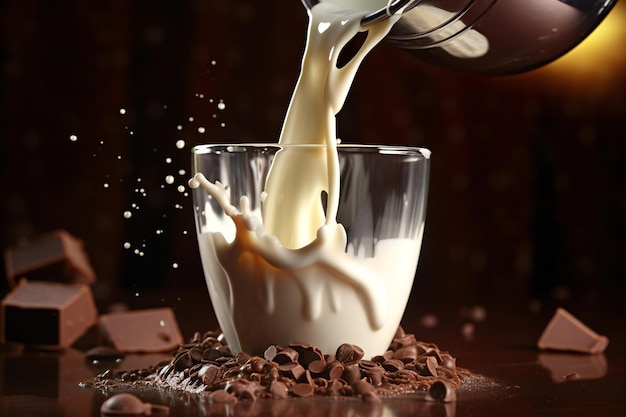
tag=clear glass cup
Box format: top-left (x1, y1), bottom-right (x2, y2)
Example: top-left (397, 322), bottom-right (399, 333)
top-left (190, 143), bottom-right (430, 357)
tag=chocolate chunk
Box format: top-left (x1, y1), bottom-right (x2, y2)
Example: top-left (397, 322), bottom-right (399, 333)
top-left (199, 364), bottom-right (220, 386)
top-left (100, 393), bottom-right (150, 415)
top-left (327, 360), bottom-right (345, 380)
top-left (440, 353), bottom-right (456, 369)
top-left (537, 308), bottom-right (609, 354)
top-left (426, 380), bottom-right (457, 402)
top-left (290, 342), bottom-right (324, 367)
top-left (326, 379), bottom-right (346, 397)
top-left (226, 381), bottom-right (247, 397)
top-left (421, 356), bottom-right (439, 377)
top-left (98, 308), bottom-right (183, 353)
top-left (269, 380), bottom-right (289, 398)
top-left (353, 380), bottom-right (382, 403)
top-left (4, 230), bottom-right (96, 288)
top-left (100, 393), bottom-right (169, 416)
top-left (248, 356), bottom-right (267, 373)
top-left (352, 379), bottom-right (375, 396)
top-left (1, 280), bottom-right (97, 348)
top-left (263, 344), bottom-right (278, 362)
top-left (359, 361), bottom-right (383, 386)
top-left (173, 351), bottom-right (194, 371)
top-left (335, 343), bottom-right (364, 362)
top-left (307, 359), bottom-right (327, 375)
top-left (273, 348), bottom-right (298, 364)
top-left (394, 344), bottom-right (419, 361)
top-left (292, 383), bottom-right (314, 397)
top-left (341, 361), bottom-right (362, 385)
top-left (235, 351), bottom-right (251, 366)
top-left (383, 358), bottom-right (405, 372)
top-left (278, 361), bottom-right (305, 381)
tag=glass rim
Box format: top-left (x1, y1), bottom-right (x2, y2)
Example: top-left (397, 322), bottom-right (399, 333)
top-left (191, 143), bottom-right (431, 159)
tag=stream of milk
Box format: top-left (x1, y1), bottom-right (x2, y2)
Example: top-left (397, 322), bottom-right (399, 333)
top-left (189, 0), bottom-right (427, 356)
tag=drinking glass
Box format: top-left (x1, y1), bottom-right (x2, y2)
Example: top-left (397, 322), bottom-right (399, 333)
top-left (191, 143), bottom-right (430, 357)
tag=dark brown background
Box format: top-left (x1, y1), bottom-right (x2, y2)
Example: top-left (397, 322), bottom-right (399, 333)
top-left (1, 0), bottom-right (625, 317)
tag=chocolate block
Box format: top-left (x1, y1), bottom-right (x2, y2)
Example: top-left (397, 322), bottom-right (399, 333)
top-left (4, 230), bottom-right (96, 288)
top-left (537, 308), bottom-right (609, 354)
top-left (99, 308), bottom-right (183, 353)
top-left (1, 280), bottom-right (98, 348)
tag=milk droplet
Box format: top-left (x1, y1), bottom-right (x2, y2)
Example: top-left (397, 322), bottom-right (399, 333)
top-left (188, 178), bottom-right (200, 188)
top-left (119, 108), bottom-right (126, 115)
top-left (177, 185), bottom-right (185, 193)
top-left (197, 127), bottom-right (205, 133)
top-left (69, 134), bottom-right (78, 142)
top-left (176, 125), bottom-right (183, 131)
top-left (103, 183), bottom-right (109, 189)
top-left (178, 169), bottom-right (186, 175)
top-left (123, 211), bottom-right (132, 219)
top-left (176, 140), bottom-right (185, 149)
top-left (217, 101), bottom-right (226, 110)
top-left (123, 242), bottom-right (131, 249)
top-left (165, 157), bottom-right (172, 163)
top-left (172, 263), bottom-right (179, 269)
top-left (188, 117), bottom-right (194, 122)
top-left (165, 175), bottom-right (175, 184)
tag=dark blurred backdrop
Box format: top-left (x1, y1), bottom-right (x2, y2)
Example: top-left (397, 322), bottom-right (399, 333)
top-left (1, 1), bottom-right (625, 318)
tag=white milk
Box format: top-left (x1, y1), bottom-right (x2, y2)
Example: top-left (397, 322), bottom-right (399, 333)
top-left (189, 0), bottom-right (427, 357)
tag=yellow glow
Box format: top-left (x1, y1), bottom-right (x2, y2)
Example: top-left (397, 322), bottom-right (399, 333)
top-left (540, 2), bottom-right (626, 83)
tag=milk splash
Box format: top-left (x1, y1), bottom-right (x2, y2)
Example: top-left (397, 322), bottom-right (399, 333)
top-left (189, 1), bottom-right (426, 356)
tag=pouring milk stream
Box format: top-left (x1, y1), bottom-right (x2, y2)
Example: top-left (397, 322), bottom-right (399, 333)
top-left (189, 0), bottom-right (426, 357)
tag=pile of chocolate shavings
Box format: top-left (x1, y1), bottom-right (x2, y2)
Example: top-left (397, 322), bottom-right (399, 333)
top-left (87, 326), bottom-right (479, 403)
